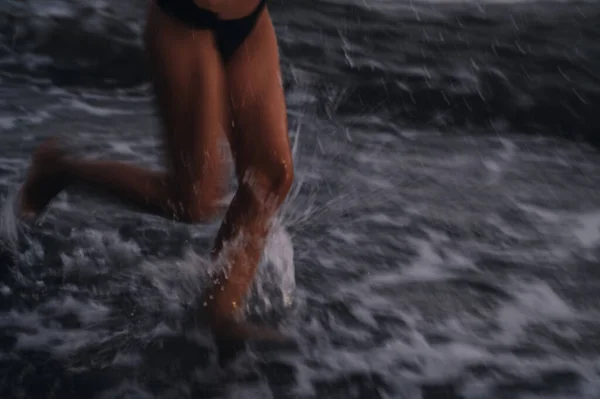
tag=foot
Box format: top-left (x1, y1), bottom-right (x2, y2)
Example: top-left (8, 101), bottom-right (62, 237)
top-left (212, 318), bottom-right (294, 366)
top-left (18, 138), bottom-right (70, 221)
top-left (215, 320), bottom-right (291, 343)
top-left (184, 307), bottom-right (292, 365)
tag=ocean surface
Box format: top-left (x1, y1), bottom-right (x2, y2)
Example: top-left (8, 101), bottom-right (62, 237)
top-left (1, 0), bottom-right (600, 398)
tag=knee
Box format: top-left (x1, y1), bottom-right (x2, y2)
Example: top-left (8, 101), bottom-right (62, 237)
top-left (180, 201), bottom-right (221, 224)
top-left (241, 157), bottom-right (293, 205)
top-left (170, 190), bottom-right (222, 224)
top-left (268, 157), bottom-right (294, 200)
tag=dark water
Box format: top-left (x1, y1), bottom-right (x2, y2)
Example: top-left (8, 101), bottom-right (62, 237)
top-left (1, 0), bottom-right (600, 398)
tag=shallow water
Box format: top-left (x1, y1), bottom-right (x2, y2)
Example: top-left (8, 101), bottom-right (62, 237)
top-left (1, 0), bottom-right (600, 398)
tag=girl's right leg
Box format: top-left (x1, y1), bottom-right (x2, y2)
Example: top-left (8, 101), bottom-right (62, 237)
top-left (198, 6), bottom-right (294, 341)
top-left (18, 1), bottom-right (229, 224)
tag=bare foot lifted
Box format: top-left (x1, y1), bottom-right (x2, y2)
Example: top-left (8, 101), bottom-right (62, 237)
top-left (18, 138), bottom-right (69, 222)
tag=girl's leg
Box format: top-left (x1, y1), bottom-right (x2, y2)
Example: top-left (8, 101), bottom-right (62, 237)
top-left (200, 8), bottom-right (294, 339)
top-left (18, 1), bottom-right (230, 224)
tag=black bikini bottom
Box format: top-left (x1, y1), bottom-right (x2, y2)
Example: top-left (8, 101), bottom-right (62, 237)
top-left (155, 0), bottom-right (267, 62)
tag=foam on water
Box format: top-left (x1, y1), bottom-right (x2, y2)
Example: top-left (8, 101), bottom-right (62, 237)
top-left (0, 297), bottom-right (111, 357)
top-left (573, 211), bottom-right (600, 249)
top-left (1, 20), bottom-right (600, 395)
top-left (493, 280), bottom-right (578, 345)
top-left (0, 116), bottom-right (17, 130)
top-left (67, 98), bottom-right (135, 117)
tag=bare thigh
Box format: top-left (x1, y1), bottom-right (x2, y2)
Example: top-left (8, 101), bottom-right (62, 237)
top-left (144, 2), bottom-right (231, 213)
top-left (225, 9), bottom-right (292, 181)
